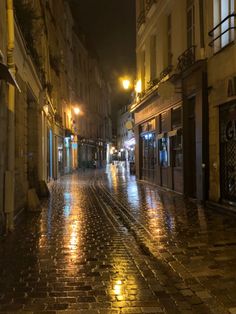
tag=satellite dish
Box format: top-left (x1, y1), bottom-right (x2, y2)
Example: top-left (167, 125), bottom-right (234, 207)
top-left (125, 120), bottom-right (133, 130)
top-left (158, 81), bottom-right (175, 99)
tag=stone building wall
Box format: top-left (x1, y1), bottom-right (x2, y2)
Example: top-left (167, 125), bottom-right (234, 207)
top-left (0, 0), bottom-right (8, 230)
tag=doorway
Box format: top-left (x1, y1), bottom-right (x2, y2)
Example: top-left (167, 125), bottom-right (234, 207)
top-left (185, 97), bottom-right (196, 198)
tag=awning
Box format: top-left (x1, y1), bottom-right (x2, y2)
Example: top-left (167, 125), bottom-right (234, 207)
top-left (0, 62), bottom-right (21, 91)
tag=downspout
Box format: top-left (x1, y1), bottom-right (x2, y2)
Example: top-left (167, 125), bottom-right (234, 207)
top-left (5, 0), bottom-right (15, 232)
top-left (199, 0), bottom-right (208, 201)
top-left (199, 0), bottom-right (205, 57)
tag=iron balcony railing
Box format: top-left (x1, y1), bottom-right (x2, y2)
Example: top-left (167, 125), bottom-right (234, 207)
top-left (177, 45), bottom-right (196, 72)
top-left (208, 13), bottom-right (236, 47)
top-left (137, 10), bottom-right (145, 30)
top-left (160, 64), bottom-right (173, 80)
top-left (146, 0), bottom-right (156, 14)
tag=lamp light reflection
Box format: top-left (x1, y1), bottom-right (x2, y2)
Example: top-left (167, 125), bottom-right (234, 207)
top-left (135, 80), bottom-right (142, 93)
top-left (113, 279), bottom-right (123, 297)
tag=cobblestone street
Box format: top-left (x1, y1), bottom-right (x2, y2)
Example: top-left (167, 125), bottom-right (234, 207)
top-left (1, 164), bottom-right (236, 313)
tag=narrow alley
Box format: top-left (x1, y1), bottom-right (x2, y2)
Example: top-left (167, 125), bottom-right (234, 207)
top-left (0, 164), bottom-right (236, 314)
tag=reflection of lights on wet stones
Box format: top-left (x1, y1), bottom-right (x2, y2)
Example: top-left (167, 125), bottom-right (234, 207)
top-left (114, 280), bottom-right (123, 295)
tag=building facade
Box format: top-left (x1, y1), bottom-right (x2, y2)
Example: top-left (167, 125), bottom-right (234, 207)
top-left (0, 0), bottom-right (112, 233)
top-left (0, 0), bottom-right (9, 233)
top-left (206, 0), bottom-right (236, 208)
top-left (134, 0), bottom-right (208, 199)
top-left (134, 0), bottom-right (236, 209)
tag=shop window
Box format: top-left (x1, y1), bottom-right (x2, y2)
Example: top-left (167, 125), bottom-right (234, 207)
top-left (172, 134), bottom-right (183, 167)
top-left (142, 132), bottom-right (156, 170)
top-left (159, 137), bottom-right (169, 167)
top-left (142, 135), bottom-right (149, 169)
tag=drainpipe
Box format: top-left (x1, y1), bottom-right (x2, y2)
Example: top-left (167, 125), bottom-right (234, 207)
top-left (199, 0), bottom-right (205, 58)
top-left (5, 0), bottom-right (15, 232)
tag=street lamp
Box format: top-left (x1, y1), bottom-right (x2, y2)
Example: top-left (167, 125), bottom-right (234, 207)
top-left (122, 79), bottom-right (131, 90)
top-left (73, 107), bottom-right (80, 115)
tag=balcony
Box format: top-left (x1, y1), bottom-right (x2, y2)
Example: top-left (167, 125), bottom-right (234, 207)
top-left (146, 0), bottom-right (157, 18)
top-left (160, 65), bottom-right (173, 81)
top-left (176, 45), bottom-right (196, 73)
top-left (137, 10), bottom-right (145, 34)
top-left (208, 13), bottom-right (236, 50)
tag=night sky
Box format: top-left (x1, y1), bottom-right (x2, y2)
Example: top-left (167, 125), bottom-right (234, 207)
top-left (69, 0), bottom-right (136, 118)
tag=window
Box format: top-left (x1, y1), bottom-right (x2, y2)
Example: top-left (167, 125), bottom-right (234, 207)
top-left (167, 14), bottom-right (172, 66)
top-left (172, 134), bottom-right (183, 167)
top-left (172, 107), bottom-right (182, 129)
top-left (150, 35), bottom-right (157, 80)
top-left (187, 0), bottom-right (195, 48)
top-left (142, 133), bottom-right (156, 170)
top-left (161, 111), bottom-right (168, 132)
top-left (213, 0), bottom-right (234, 49)
top-left (171, 107), bottom-right (182, 167)
top-left (159, 137), bottom-right (169, 167)
top-left (141, 50), bottom-right (146, 91)
top-left (141, 119), bottom-right (156, 173)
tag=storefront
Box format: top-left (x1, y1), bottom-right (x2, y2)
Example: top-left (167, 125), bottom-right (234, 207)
top-left (220, 101), bottom-right (236, 204)
top-left (47, 128), bottom-right (54, 180)
top-left (140, 118), bottom-right (156, 182)
top-left (54, 124), bottom-right (65, 178)
top-left (133, 59), bottom-right (207, 200)
top-left (135, 97), bottom-right (183, 193)
top-left (57, 136), bottom-right (64, 177)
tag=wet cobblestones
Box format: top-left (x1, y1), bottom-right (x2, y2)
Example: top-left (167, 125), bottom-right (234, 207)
top-left (0, 165), bottom-right (236, 313)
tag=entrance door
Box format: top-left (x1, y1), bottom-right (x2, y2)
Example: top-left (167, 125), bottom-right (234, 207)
top-left (47, 129), bottom-right (53, 180)
top-left (220, 102), bottom-right (236, 203)
top-left (27, 93), bottom-right (38, 188)
top-left (186, 97), bottom-right (196, 198)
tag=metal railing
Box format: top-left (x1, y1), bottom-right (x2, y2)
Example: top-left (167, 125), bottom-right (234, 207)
top-left (160, 65), bottom-right (173, 80)
top-left (146, 0), bottom-right (156, 14)
top-left (177, 45), bottom-right (196, 72)
top-left (208, 13), bottom-right (236, 47)
top-left (137, 10), bottom-right (145, 30)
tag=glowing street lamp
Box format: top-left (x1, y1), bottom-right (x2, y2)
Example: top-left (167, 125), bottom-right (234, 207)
top-left (73, 107), bottom-right (80, 115)
top-left (122, 79), bottom-right (131, 90)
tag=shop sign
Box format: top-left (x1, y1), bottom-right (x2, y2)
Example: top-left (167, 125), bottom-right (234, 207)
top-left (125, 120), bottom-right (133, 130)
top-left (135, 102), bottom-right (158, 124)
top-left (224, 120), bottom-right (236, 141)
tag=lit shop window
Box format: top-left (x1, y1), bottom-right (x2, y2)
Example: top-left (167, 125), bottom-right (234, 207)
top-left (172, 134), bottom-right (183, 167)
top-left (142, 132), bottom-right (156, 170)
top-left (159, 137), bottom-right (169, 167)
